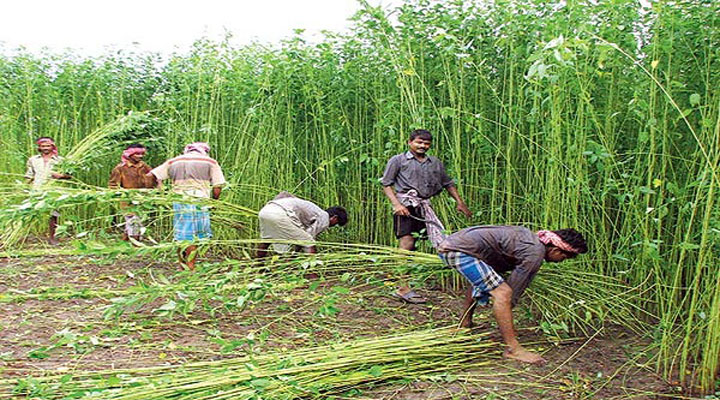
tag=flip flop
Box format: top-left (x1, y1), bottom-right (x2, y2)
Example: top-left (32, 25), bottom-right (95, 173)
top-left (393, 290), bottom-right (427, 304)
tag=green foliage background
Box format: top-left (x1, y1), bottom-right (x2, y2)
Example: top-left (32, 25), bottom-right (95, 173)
top-left (0, 0), bottom-right (718, 391)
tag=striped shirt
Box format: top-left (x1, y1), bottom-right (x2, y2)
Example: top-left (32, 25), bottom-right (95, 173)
top-left (150, 153), bottom-right (226, 198)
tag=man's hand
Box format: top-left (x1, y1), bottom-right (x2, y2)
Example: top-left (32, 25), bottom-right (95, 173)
top-left (393, 203), bottom-right (410, 216)
top-left (446, 186), bottom-right (471, 218)
top-left (457, 202), bottom-right (472, 218)
top-left (51, 173), bottom-right (70, 180)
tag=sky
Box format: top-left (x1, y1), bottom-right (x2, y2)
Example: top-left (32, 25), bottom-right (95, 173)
top-left (0, 0), bottom-right (402, 56)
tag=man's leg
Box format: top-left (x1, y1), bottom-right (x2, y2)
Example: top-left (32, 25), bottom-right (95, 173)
top-left (396, 234), bottom-right (422, 299)
top-left (398, 234), bottom-right (416, 251)
top-left (460, 285), bottom-right (477, 328)
top-left (177, 246), bottom-right (186, 268)
top-left (48, 215), bottom-right (59, 245)
top-left (184, 245), bottom-right (198, 270)
top-left (125, 214), bottom-right (141, 241)
top-left (256, 242), bottom-right (270, 258)
top-left (490, 283), bottom-right (544, 364)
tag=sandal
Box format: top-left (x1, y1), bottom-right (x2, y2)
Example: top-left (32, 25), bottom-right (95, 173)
top-left (393, 290), bottom-right (427, 304)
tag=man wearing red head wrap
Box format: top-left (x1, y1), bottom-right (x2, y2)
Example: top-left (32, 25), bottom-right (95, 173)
top-left (109, 144), bottom-right (158, 241)
top-left (25, 137), bottom-right (71, 245)
top-left (437, 225), bottom-right (588, 364)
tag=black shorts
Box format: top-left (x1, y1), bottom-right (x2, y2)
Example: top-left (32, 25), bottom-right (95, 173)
top-left (394, 205), bottom-right (427, 239)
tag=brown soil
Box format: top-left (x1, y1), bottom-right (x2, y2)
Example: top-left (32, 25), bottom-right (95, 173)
top-left (0, 253), bottom-right (688, 399)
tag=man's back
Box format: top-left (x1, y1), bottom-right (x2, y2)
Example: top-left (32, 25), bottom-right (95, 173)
top-left (269, 196), bottom-right (328, 236)
top-left (440, 225), bottom-right (545, 273)
top-left (151, 153), bottom-right (225, 198)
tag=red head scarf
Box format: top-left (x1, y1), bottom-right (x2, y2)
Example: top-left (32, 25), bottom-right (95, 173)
top-left (184, 142), bottom-right (210, 155)
top-left (36, 138), bottom-right (58, 156)
top-left (537, 230), bottom-right (581, 254)
top-left (121, 147), bottom-right (146, 165)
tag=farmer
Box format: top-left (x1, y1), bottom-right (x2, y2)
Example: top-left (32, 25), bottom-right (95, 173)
top-left (381, 129), bottom-right (471, 303)
top-left (149, 142), bottom-right (225, 269)
top-left (24, 137), bottom-right (71, 245)
top-left (108, 143), bottom-right (158, 241)
top-left (256, 191), bottom-right (348, 257)
top-left (437, 226), bottom-right (588, 364)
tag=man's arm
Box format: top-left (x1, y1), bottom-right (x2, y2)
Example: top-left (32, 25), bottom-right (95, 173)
top-left (210, 163), bottom-right (225, 200)
top-left (445, 185), bottom-right (471, 218)
top-left (437, 160), bottom-right (470, 218)
top-left (50, 172), bottom-right (71, 179)
top-left (109, 166), bottom-right (121, 189)
top-left (505, 258), bottom-right (543, 308)
top-left (382, 185), bottom-right (410, 216)
top-left (25, 159), bottom-right (34, 184)
top-left (380, 156), bottom-right (409, 216)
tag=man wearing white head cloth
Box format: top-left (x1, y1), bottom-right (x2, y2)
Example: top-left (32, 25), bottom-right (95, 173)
top-left (437, 226), bottom-right (588, 364)
top-left (150, 142), bottom-right (226, 269)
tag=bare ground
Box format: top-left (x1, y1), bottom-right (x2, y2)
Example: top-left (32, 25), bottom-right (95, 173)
top-left (0, 251), bottom-right (688, 399)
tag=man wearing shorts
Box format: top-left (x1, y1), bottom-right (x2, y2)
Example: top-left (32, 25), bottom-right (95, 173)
top-left (256, 191), bottom-right (347, 256)
top-left (438, 225), bottom-right (588, 364)
top-left (150, 142), bottom-right (225, 269)
top-left (381, 129), bottom-right (471, 303)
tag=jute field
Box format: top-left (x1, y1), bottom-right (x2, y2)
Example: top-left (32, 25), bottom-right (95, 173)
top-left (0, 0), bottom-right (718, 398)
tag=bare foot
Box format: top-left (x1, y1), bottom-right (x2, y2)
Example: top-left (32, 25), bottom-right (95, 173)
top-left (504, 346), bottom-right (545, 365)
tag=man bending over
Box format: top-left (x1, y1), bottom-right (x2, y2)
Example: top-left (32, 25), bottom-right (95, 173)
top-left (438, 225), bottom-right (588, 364)
top-left (256, 191), bottom-right (347, 256)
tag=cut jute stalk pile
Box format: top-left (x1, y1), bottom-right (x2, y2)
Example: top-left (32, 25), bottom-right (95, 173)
top-left (0, 241), bottom-right (650, 340)
top-left (3, 327), bottom-right (499, 400)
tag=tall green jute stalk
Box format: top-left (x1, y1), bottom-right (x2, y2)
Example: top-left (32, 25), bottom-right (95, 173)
top-left (1, 0), bottom-right (719, 391)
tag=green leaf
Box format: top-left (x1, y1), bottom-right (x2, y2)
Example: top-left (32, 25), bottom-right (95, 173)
top-left (689, 93), bottom-right (701, 106)
top-left (332, 286), bottom-right (350, 294)
top-left (679, 242), bottom-right (700, 251)
top-left (368, 365), bottom-right (383, 377)
top-left (155, 300), bottom-right (177, 312)
top-left (250, 378), bottom-right (272, 389)
top-left (28, 348), bottom-right (50, 359)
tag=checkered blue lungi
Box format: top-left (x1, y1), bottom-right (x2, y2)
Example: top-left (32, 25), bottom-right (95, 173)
top-left (439, 251), bottom-right (504, 306)
top-left (173, 203), bottom-right (212, 241)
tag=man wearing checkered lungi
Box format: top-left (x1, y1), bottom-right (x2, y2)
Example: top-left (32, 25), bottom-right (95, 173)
top-left (438, 225), bottom-right (588, 364)
top-left (150, 142), bottom-right (226, 269)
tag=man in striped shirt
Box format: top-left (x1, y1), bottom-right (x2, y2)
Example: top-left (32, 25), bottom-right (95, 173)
top-left (150, 142), bottom-right (226, 269)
